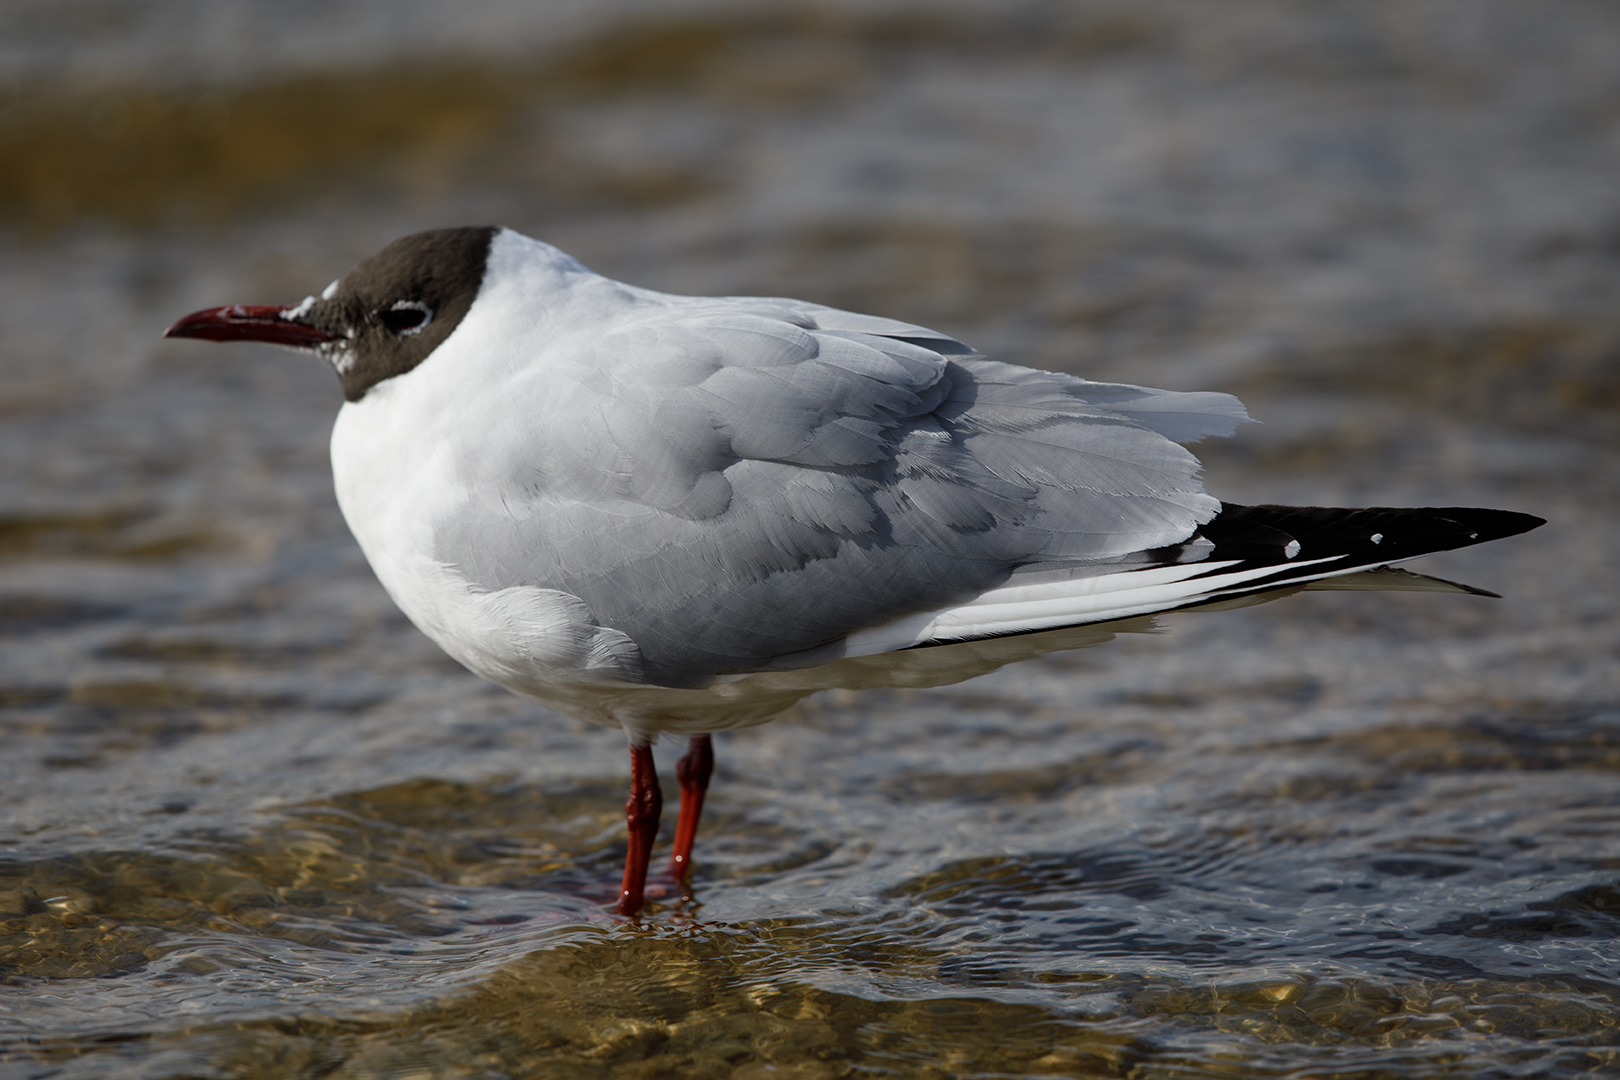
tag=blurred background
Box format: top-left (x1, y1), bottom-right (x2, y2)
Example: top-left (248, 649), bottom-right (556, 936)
top-left (2, 2), bottom-right (1618, 1077)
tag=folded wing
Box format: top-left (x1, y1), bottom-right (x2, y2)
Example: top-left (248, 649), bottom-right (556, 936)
top-left (435, 294), bottom-right (1250, 686)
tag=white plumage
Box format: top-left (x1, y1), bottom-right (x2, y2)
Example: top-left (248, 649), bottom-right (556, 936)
top-left (165, 226), bottom-right (1542, 912)
top-left (324, 230), bottom-right (1264, 737)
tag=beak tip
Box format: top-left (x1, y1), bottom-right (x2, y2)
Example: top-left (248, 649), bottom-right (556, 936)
top-left (161, 304), bottom-right (336, 348)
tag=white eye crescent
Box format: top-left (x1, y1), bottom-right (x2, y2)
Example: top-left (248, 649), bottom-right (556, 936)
top-left (380, 300), bottom-right (433, 337)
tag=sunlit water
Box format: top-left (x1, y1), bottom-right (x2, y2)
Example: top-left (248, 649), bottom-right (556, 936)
top-left (3, 2), bottom-right (1619, 1076)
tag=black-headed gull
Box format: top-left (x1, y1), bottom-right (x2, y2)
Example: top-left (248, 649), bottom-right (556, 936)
top-left (166, 227), bottom-right (1543, 914)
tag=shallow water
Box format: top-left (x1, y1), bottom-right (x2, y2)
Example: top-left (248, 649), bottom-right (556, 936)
top-left (3, 2), bottom-right (1620, 1077)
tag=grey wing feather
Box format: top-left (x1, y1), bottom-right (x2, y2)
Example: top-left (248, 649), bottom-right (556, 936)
top-left (436, 296), bottom-right (1249, 686)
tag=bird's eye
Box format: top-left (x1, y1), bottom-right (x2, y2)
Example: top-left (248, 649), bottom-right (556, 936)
top-left (379, 300), bottom-right (433, 336)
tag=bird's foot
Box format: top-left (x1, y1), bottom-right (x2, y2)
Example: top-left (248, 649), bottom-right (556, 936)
top-left (591, 870), bottom-right (697, 917)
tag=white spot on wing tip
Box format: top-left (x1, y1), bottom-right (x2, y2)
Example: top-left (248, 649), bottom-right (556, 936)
top-left (1369, 533), bottom-right (1383, 545)
top-left (1284, 539), bottom-right (1301, 559)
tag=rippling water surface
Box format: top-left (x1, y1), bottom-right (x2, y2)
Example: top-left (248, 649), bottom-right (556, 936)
top-left (3, 2), bottom-right (1619, 1076)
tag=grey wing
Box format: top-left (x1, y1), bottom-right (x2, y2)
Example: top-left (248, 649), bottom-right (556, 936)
top-left (436, 297), bottom-right (1248, 687)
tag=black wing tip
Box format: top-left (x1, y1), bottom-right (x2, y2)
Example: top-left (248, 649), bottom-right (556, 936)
top-left (1316, 505), bottom-right (1546, 549)
top-left (1222, 503), bottom-right (1545, 546)
top-left (1414, 507), bottom-right (1546, 544)
top-left (1198, 503), bottom-right (1545, 576)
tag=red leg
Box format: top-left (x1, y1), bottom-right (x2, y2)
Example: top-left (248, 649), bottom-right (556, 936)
top-left (668, 734), bottom-right (714, 883)
top-left (616, 743), bottom-right (663, 916)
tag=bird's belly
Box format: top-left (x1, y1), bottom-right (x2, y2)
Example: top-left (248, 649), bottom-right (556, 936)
top-left (329, 392), bottom-right (723, 732)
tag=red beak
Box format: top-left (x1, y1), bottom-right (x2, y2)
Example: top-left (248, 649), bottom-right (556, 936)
top-left (164, 305), bottom-right (337, 348)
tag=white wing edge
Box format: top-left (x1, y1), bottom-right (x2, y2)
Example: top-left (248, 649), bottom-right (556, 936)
top-left (840, 552), bottom-right (1448, 657)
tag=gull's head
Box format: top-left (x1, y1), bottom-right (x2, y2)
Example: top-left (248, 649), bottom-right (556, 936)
top-left (164, 226), bottom-right (499, 402)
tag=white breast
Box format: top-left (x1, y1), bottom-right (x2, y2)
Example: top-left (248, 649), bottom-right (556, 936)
top-left (327, 255), bottom-right (653, 718)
